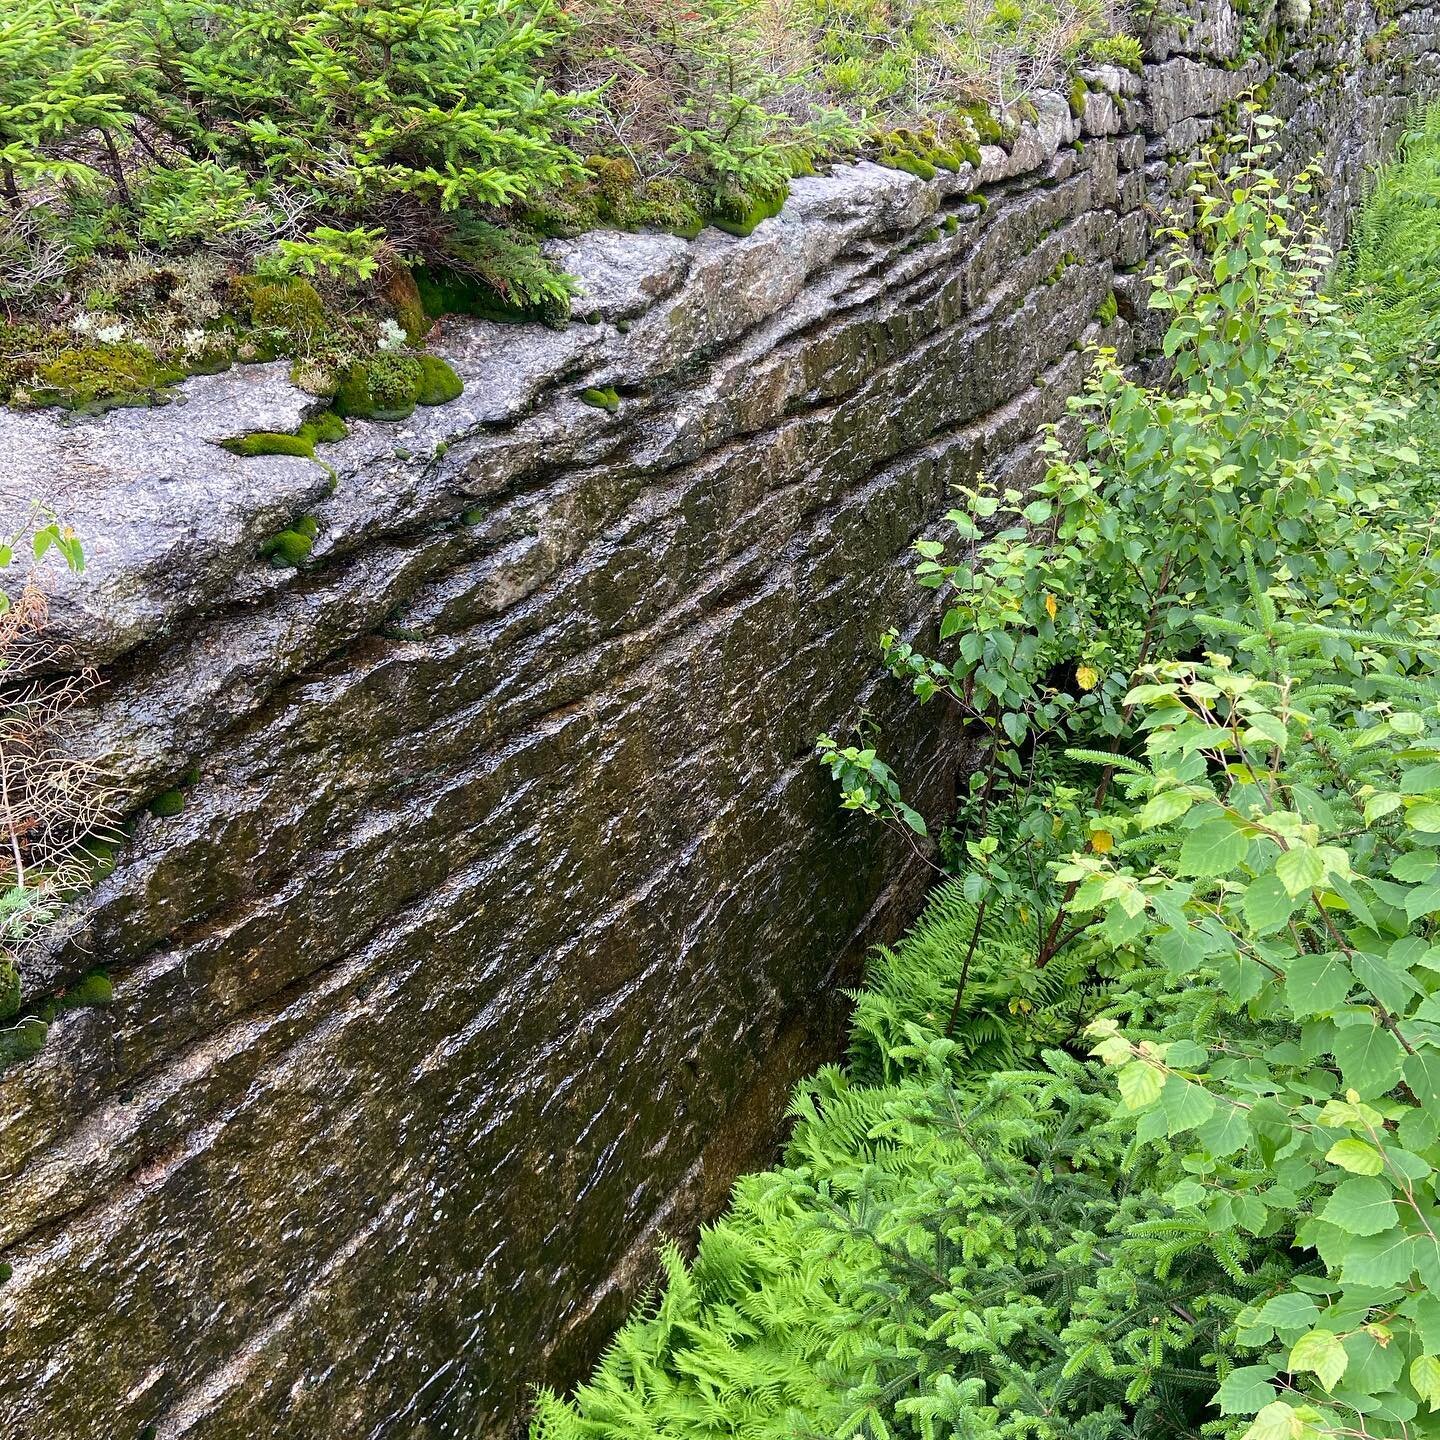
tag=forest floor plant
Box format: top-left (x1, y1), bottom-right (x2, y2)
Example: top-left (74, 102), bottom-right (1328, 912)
top-left (537, 108), bottom-right (1440, 1440)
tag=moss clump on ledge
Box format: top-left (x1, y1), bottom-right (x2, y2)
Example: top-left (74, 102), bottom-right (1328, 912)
top-left (1096, 290), bottom-right (1118, 326)
top-left (416, 354), bottom-right (464, 406)
top-left (23, 340), bottom-right (185, 413)
top-left (261, 514), bottom-right (320, 568)
top-left (581, 386), bottom-right (621, 412)
top-left (332, 353), bottom-right (464, 422)
top-left (221, 409), bottom-right (350, 459)
top-left (711, 185), bottom-right (789, 237)
top-left (57, 970), bottom-right (113, 1009)
top-left (223, 431), bottom-right (315, 459)
top-left (147, 787), bottom-right (187, 818)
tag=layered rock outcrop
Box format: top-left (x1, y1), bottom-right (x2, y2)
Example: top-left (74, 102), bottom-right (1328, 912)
top-left (1, 2), bottom-right (1437, 1435)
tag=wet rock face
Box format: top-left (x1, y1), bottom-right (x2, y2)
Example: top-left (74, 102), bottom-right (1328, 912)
top-left (1, 3), bottom-right (1436, 1435)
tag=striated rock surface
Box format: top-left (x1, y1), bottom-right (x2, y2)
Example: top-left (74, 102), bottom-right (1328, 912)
top-left (0, 1), bottom-right (1437, 1436)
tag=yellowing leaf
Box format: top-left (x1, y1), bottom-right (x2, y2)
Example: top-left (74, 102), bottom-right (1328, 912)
top-left (1242, 1401), bottom-right (1309, 1440)
top-left (1045, 593), bottom-right (1058, 620)
top-left (1076, 664), bottom-right (1099, 691)
top-left (1117, 1059), bottom-right (1164, 1110)
top-left (1411, 1355), bottom-right (1440, 1411)
top-left (1091, 829), bottom-right (1114, 854)
top-left (1325, 1138), bottom-right (1385, 1175)
top-left (1288, 1329), bottom-right (1347, 1392)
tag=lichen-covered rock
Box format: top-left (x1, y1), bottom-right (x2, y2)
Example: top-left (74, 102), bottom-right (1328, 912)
top-left (0, 7), bottom-right (1436, 1437)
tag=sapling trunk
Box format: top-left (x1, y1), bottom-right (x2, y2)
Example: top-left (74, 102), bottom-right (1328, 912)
top-left (99, 129), bottom-right (133, 208)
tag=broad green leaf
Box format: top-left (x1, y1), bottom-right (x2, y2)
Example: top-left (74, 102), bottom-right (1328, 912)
top-left (1256, 1291), bottom-right (1320, 1331)
top-left (1342, 1325), bottom-right (1404, 1393)
top-left (1138, 789), bottom-right (1195, 828)
top-left (1285, 951), bottom-right (1352, 1017)
top-left (1402, 763), bottom-right (1440, 795)
top-left (1216, 1366), bottom-right (1276, 1416)
top-left (1241, 1401), bottom-right (1308, 1440)
top-left (1404, 1049), bottom-right (1440, 1110)
top-left (1160, 1073), bottom-right (1215, 1134)
top-left (1401, 1293), bottom-right (1440, 1352)
top-left (1195, 1102), bottom-right (1249, 1157)
top-left (1352, 950), bottom-right (1422, 1014)
top-left (1395, 853), bottom-right (1438, 883)
top-left (1245, 713), bottom-right (1289, 750)
top-left (1366, 791), bottom-right (1403, 823)
top-left (1177, 818), bottom-right (1250, 878)
top-left (1276, 845), bottom-right (1325, 896)
top-left (1288, 1329), bottom-right (1347, 1392)
top-left (1408, 801), bottom-right (1440, 833)
top-left (1321, 1176), bottom-right (1398, 1236)
top-left (1342, 1227), bottom-right (1416, 1287)
top-left (1325, 1138), bottom-right (1384, 1175)
top-left (1244, 873), bottom-right (1301, 935)
top-left (1332, 1023), bottom-right (1405, 1097)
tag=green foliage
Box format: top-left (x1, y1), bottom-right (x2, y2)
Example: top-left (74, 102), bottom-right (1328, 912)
top-left (1077, 607), bottom-right (1440, 1434)
top-left (1086, 33), bottom-right (1143, 71)
top-left (1341, 104), bottom-right (1440, 374)
top-left (145, 0), bottom-right (585, 213)
top-left (1, 0), bottom-right (1134, 408)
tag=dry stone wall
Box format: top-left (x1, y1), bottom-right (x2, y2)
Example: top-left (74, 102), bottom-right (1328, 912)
top-left (1, 3), bottom-right (1437, 1436)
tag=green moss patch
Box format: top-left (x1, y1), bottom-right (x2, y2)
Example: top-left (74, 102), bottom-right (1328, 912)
top-left (581, 386), bottom-right (621, 412)
top-left (711, 185), bottom-right (788, 238)
top-left (0, 1018), bottom-right (48, 1067)
top-left (223, 431), bottom-right (316, 459)
top-left (237, 275), bottom-right (329, 345)
top-left (59, 970), bottom-right (114, 1009)
top-left (416, 355), bottom-right (464, 406)
top-left (221, 410), bottom-right (350, 459)
top-left (329, 353), bottom-right (463, 421)
top-left (0, 960), bottom-right (19, 1024)
top-left (306, 410), bottom-right (350, 444)
top-left (333, 353), bottom-right (422, 420)
top-left (30, 342), bottom-right (184, 412)
top-left (147, 788), bottom-right (187, 818)
top-left (261, 514), bottom-right (319, 568)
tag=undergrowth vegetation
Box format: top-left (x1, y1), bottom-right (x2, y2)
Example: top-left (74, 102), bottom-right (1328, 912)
top-left (0, 0), bottom-right (1134, 410)
top-left (0, 517), bottom-right (110, 1067)
top-left (533, 110), bottom-right (1440, 1440)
